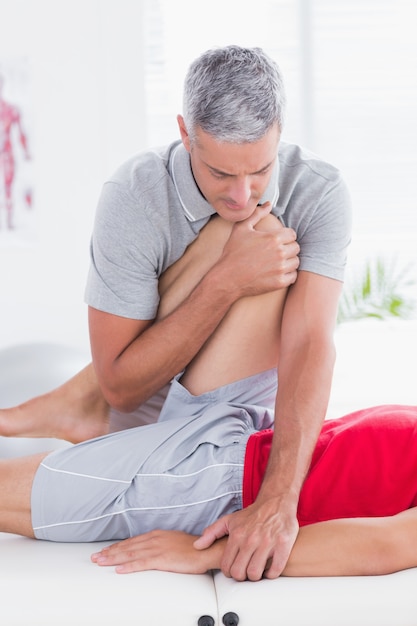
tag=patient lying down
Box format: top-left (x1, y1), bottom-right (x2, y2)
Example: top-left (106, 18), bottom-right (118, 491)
top-left (1, 216), bottom-right (417, 580)
top-left (2, 400), bottom-right (417, 579)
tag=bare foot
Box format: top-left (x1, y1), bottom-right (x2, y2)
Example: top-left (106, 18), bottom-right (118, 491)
top-left (0, 364), bottom-right (110, 443)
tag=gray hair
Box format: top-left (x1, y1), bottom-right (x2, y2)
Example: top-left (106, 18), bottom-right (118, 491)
top-left (182, 45), bottom-right (286, 144)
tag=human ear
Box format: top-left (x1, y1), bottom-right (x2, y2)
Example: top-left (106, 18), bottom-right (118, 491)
top-left (177, 115), bottom-right (191, 152)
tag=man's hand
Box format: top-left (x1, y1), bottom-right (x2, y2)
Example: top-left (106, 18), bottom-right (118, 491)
top-left (217, 203), bottom-right (300, 299)
top-left (194, 497), bottom-right (299, 581)
top-left (91, 529), bottom-right (222, 575)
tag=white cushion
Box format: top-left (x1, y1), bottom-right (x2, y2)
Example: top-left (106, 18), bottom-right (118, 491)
top-left (1, 532), bottom-right (416, 625)
top-left (0, 533), bottom-right (217, 626)
top-left (213, 568), bottom-right (417, 626)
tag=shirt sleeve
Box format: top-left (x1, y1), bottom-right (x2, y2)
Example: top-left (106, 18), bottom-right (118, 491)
top-left (84, 181), bottom-right (161, 320)
top-left (296, 174), bottom-right (353, 282)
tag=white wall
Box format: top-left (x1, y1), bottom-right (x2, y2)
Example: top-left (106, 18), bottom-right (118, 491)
top-left (2, 0), bottom-right (416, 361)
top-left (0, 0), bottom-right (147, 352)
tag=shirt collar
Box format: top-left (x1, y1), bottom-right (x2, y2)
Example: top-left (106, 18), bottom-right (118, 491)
top-left (169, 142), bottom-right (280, 222)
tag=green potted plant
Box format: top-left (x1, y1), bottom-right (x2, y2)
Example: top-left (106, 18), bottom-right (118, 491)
top-left (337, 256), bottom-right (417, 324)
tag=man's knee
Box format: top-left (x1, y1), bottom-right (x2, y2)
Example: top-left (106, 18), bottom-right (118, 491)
top-left (256, 212), bottom-right (284, 232)
top-left (158, 217), bottom-right (231, 318)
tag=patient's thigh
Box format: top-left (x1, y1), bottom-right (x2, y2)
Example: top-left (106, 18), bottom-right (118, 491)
top-left (160, 215), bottom-right (287, 395)
top-left (181, 288), bottom-right (285, 395)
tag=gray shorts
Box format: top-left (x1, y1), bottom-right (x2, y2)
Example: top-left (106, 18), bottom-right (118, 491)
top-left (32, 369), bottom-right (276, 542)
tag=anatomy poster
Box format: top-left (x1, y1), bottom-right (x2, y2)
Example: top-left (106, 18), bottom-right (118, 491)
top-left (0, 57), bottom-right (34, 242)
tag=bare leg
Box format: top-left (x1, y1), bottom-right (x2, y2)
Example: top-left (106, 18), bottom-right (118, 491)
top-left (0, 364), bottom-right (109, 444)
top-left (0, 213), bottom-right (285, 442)
top-left (0, 222), bottom-right (223, 443)
top-left (282, 508), bottom-right (417, 576)
top-left (0, 452), bottom-right (47, 536)
top-left (0, 224), bottom-right (223, 443)
top-left (159, 213), bottom-right (287, 394)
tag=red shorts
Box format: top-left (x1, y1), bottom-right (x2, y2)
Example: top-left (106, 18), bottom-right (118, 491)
top-left (298, 405), bottom-right (417, 525)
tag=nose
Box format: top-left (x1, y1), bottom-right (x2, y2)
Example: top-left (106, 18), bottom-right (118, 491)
top-left (227, 177), bottom-right (252, 208)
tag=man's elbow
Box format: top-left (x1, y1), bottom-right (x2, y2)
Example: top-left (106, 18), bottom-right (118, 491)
top-left (107, 393), bottom-right (139, 414)
top-left (99, 376), bottom-right (140, 414)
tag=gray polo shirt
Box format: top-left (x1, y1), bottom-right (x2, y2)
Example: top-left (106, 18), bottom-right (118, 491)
top-left (85, 140), bottom-right (352, 320)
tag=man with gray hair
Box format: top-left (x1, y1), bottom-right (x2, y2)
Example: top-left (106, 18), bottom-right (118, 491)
top-left (0, 45), bottom-right (351, 581)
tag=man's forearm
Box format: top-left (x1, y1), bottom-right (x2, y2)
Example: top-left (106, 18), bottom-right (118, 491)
top-left (103, 266), bottom-right (241, 412)
top-left (259, 335), bottom-right (336, 506)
